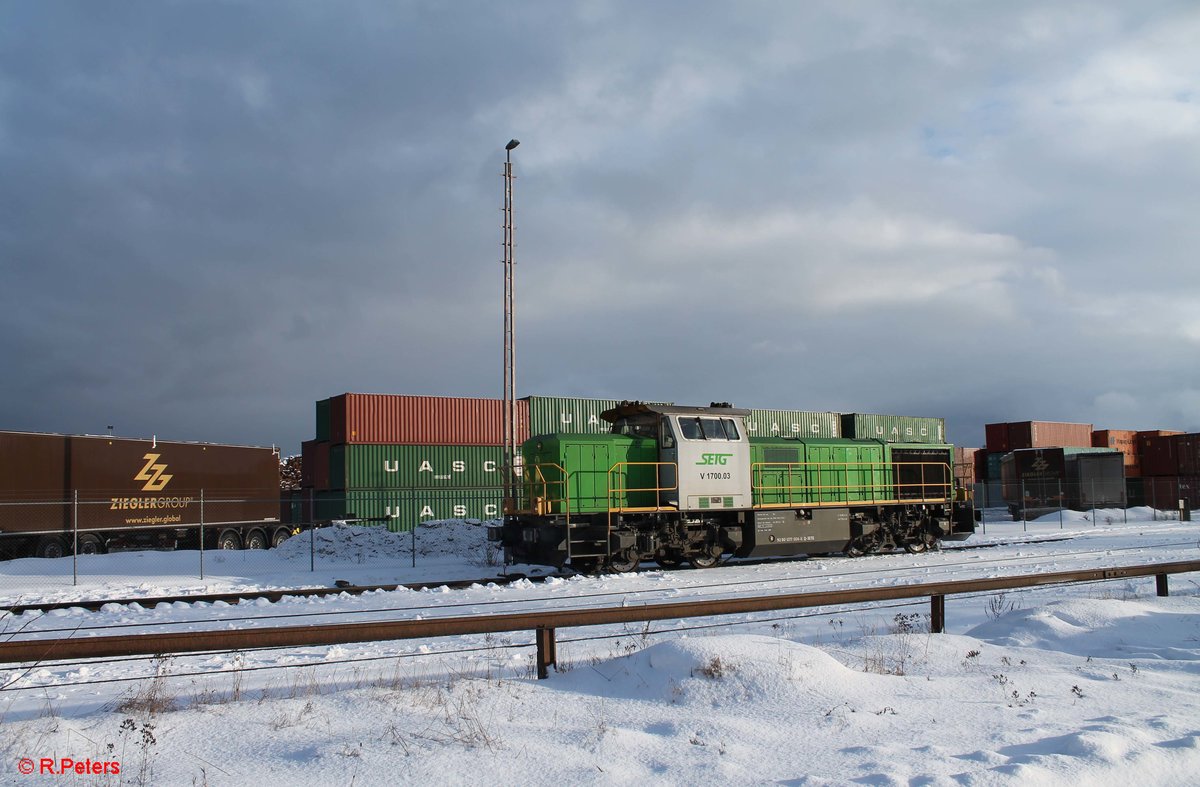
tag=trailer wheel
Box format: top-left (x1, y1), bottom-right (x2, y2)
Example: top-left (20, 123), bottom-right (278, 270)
top-left (271, 527), bottom-right (292, 548)
top-left (217, 530), bottom-right (242, 550)
top-left (35, 535), bottom-right (67, 559)
top-left (77, 534), bottom-right (104, 555)
top-left (245, 529), bottom-right (268, 550)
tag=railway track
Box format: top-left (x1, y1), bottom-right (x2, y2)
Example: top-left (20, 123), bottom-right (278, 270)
top-left (0, 529), bottom-right (1078, 616)
top-left (0, 573), bottom-right (567, 616)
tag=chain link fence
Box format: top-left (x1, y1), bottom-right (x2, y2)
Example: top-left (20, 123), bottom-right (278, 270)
top-left (972, 477), bottom-right (1192, 531)
top-left (0, 489), bottom-right (504, 594)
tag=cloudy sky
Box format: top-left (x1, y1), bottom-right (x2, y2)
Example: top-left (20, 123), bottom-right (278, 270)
top-left (2, 1), bottom-right (1198, 453)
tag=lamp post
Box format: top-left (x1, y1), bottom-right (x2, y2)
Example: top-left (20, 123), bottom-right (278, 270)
top-left (502, 139), bottom-right (520, 510)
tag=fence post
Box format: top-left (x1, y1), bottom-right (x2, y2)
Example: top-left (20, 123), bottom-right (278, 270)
top-left (1058, 480), bottom-right (1063, 529)
top-left (199, 490), bottom-right (205, 581)
top-left (72, 490), bottom-right (78, 587)
top-left (1021, 479), bottom-right (1026, 531)
top-left (1091, 479), bottom-right (1096, 525)
top-left (930, 594), bottom-right (945, 634)
top-left (1156, 574), bottom-right (1169, 597)
top-left (536, 626), bottom-right (557, 679)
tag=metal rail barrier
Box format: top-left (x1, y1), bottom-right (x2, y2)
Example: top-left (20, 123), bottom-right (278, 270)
top-left (2, 558), bottom-right (1197, 679)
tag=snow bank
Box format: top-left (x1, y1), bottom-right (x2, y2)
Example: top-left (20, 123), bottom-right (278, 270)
top-left (273, 519), bottom-right (500, 566)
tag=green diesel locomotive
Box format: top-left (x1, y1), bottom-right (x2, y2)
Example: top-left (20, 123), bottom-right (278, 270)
top-left (492, 402), bottom-right (975, 572)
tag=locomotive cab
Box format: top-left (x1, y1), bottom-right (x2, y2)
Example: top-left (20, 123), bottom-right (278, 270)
top-left (605, 402), bottom-right (751, 512)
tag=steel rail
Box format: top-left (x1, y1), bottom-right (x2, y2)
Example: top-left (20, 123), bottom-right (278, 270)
top-left (2, 559), bottom-right (1198, 675)
top-left (0, 574), bottom-right (546, 616)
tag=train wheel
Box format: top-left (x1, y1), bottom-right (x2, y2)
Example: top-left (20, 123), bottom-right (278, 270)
top-left (608, 549), bottom-right (640, 573)
top-left (271, 527), bottom-right (292, 548)
top-left (217, 530), bottom-right (242, 550)
top-left (903, 539), bottom-right (928, 554)
top-left (245, 530), bottom-right (268, 550)
top-left (77, 534), bottom-right (104, 555)
top-left (687, 551), bottom-right (721, 569)
top-left (35, 535), bottom-right (66, 560)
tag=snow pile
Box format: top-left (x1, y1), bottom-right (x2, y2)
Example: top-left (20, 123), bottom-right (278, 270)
top-left (273, 519), bottom-right (500, 566)
top-left (410, 518), bottom-right (500, 565)
top-left (9, 599), bottom-right (1200, 784)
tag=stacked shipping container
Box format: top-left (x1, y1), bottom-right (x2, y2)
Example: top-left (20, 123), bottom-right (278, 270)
top-left (307, 394), bottom-right (523, 530)
top-left (304, 394), bottom-right (953, 531)
top-left (1136, 431), bottom-right (1200, 512)
top-left (1092, 430), bottom-right (1140, 477)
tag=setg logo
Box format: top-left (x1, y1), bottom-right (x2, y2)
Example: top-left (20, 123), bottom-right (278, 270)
top-left (134, 453), bottom-right (173, 492)
top-left (697, 453), bottom-right (732, 466)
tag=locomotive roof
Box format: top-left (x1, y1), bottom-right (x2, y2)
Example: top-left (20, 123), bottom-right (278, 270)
top-left (600, 401), bottom-right (751, 422)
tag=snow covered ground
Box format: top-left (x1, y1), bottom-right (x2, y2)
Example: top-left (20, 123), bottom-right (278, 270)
top-left (3, 510), bottom-right (1200, 785)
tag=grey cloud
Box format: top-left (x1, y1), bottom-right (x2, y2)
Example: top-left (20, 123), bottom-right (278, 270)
top-left (3, 1), bottom-right (1199, 452)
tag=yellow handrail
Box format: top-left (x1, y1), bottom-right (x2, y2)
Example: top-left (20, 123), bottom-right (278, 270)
top-left (750, 461), bottom-right (953, 507)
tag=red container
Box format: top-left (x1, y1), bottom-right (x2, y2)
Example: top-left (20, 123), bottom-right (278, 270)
top-left (327, 393), bottom-right (529, 446)
top-left (1136, 430), bottom-right (1183, 440)
top-left (1180, 476), bottom-right (1200, 510)
top-left (1093, 430), bottom-right (1140, 475)
top-left (301, 440), bottom-right (331, 490)
top-left (952, 447), bottom-right (977, 487)
top-left (985, 423), bottom-right (1010, 454)
top-left (1139, 434), bottom-right (1179, 477)
top-left (1008, 421), bottom-right (1093, 450)
top-left (1176, 434), bottom-right (1200, 476)
top-left (1143, 476), bottom-right (1179, 509)
top-left (1092, 429), bottom-right (1136, 450)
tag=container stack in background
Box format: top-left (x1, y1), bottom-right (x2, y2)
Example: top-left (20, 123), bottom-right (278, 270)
top-left (978, 421), bottom-right (1101, 514)
top-left (302, 393), bottom-right (522, 530)
top-left (1135, 431), bottom-right (1197, 512)
top-left (975, 419), bottom-right (1200, 517)
top-left (296, 395), bottom-right (952, 532)
top-left (301, 394), bottom-right (679, 532)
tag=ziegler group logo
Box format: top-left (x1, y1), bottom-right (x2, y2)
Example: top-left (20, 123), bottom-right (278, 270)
top-left (134, 453), bottom-right (173, 492)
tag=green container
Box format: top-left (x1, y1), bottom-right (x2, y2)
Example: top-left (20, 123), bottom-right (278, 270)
top-left (522, 433), bottom-right (659, 514)
top-left (316, 489), bottom-right (504, 532)
top-left (749, 437), bottom-right (888, 506)
top-left (744, 410), bottom-right (840, 439)
top-left (523, 396), bottom-right (672, 436)
top-left (315, 398), bottom-right (331, 442)
top-left (329, 444), bottom-right (504, 490)
top-left (839, 413), bottom-right (946, 444)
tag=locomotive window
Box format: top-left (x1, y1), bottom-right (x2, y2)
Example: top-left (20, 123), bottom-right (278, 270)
top-left (700, 418), bottom-right (726, 440)
top-left (660, 417), bottom-right (676, 449)
top-left (678, 418), bottom-right (703, 440)
top-left (722, 419), bottom-right (740, 440)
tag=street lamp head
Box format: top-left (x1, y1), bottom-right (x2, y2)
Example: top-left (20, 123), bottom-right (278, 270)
top-left (505, 139), bottom-right (520, 151)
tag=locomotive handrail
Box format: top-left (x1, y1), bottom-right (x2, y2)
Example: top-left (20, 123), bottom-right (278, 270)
top-left (518, 463), bottom-right (571, 521)
top-left (606, 462), bottom-right (680, 548)
top-left (606, 462), bottom-right (679, 514)
top-left (751, 461), bottom-right (953, 508)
